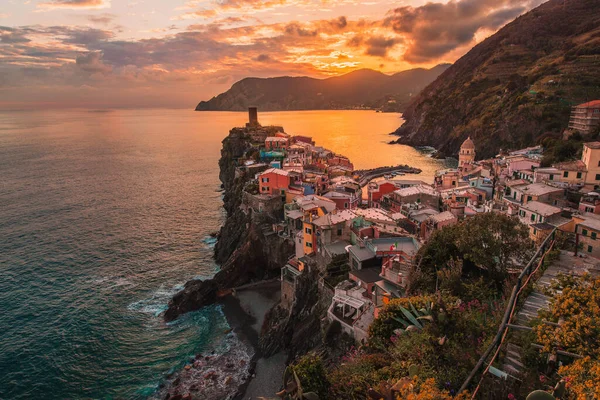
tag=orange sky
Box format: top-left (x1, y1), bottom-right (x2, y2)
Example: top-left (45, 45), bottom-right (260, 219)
top-left (0, 0), bottom-right (546, 109)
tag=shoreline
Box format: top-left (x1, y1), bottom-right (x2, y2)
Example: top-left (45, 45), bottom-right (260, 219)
top-left (220, 280), bottom-right (287, 400)
top-left (157, 280), bottom-right (286, 400)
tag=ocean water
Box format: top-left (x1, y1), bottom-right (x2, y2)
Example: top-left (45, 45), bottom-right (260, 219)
top-left (0, 109), bottom-right (440, 399)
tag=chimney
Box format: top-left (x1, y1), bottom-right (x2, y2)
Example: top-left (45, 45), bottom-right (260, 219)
top-left (248, 106), bottom-right (259, 127)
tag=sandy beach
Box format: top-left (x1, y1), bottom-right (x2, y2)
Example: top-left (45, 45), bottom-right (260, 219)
top-left (220, 280), bottom-right (288, 400)
top-left (155, 280), bottom-right (287, 400)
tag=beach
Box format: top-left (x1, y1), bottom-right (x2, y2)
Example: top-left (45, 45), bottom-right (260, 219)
top-left (156, 280), bottom-right (287, 400)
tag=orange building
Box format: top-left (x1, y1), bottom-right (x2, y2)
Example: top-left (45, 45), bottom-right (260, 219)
top-left (258, 168), bottom-right (291, 195)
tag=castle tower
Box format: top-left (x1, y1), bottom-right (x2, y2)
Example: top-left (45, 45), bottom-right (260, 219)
top-left (459, 137), bottom-right (475, 168)
top-left (248, 106), bottom-right (259, 127)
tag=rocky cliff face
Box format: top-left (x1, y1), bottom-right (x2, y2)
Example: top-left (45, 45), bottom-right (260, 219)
top-left (259, 270), bottom-right (330, 360)
top-left (164, 127), bottom-right (294, 322)
top-left (393, 0), bottom-right (600, 159)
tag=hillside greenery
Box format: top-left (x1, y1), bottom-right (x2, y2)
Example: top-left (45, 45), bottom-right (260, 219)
top-left (394, 0), bottom-right (600, 159)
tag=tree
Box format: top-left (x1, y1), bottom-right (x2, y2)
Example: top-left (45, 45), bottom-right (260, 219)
top-left (410, 213), bottom-right (531, 294)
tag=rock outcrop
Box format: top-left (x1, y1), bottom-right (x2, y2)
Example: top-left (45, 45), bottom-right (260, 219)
top-left (164, 126), bottom-right (294, 322)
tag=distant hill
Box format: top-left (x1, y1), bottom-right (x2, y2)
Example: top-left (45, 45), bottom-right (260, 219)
top-left (392, 0), bottom-right (600, 159)
top-left (195, 65), bottom-right (450, 112)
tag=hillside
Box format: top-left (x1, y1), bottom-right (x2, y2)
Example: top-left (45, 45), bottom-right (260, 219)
top-left (392, 0), bottom-right (600, 159)
top-left (195, 65), bottom-right (450, 112)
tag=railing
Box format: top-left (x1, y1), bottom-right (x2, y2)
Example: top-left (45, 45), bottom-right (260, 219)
top-left (457, 227), bottom-right (557, 397)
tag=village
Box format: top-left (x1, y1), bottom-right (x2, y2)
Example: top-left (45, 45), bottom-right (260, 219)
top-left (233, 102), bottom-right (600, 344)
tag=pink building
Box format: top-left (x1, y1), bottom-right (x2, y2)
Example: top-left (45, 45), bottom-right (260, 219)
top-left (265, 137), bottom-right (289, 151)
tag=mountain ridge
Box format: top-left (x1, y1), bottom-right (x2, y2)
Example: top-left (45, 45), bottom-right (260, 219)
top-left (195, 64), bottom-right (450, 112)
top-left (392, 0), bottom-right (600, 159)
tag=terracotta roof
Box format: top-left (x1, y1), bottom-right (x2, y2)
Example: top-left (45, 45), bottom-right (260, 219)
top-left (261, 168), bottom-right (289, 176)
top-left (584, 142), bottom-right (600, 150)
top-left (577, 100), bottom-right (600, 108)
top-left (553, 160), bottom-right (587, 172)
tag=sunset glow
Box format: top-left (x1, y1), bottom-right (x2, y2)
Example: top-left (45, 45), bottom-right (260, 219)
top-left (0, 0), bottom-right (546, 109)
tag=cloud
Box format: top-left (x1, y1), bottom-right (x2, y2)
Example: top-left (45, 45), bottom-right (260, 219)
top-left (76, 51), bottom-right (112, 73)
top-left (383, 0), bottom-right (535, 63)
top-left (364, 35), bottom-right (401, 57)
top-left (37, 0), bottom-right (111, 10)
top-left (86, 13), bottom-right (116, 25)
top-left (0, 0), bottom-right (541, 109)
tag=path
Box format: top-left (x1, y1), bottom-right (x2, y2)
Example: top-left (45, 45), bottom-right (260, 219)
top-left (502, 251), bottom-right (600, 376)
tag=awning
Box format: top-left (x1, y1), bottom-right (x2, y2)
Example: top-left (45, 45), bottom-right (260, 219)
top-left (333, 294), bottom-right (365, 310)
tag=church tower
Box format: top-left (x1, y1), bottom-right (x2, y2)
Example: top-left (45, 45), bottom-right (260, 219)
top-left (459, 137), bottom-right (475, 168)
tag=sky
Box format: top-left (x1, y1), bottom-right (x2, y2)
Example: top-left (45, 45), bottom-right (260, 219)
top-left (0, 0), bottom-right (547, 109)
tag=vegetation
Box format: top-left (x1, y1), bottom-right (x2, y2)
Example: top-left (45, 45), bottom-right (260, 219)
top-left (534, 274), bottom-right (600, 358)
top-left (409, 213), bottom-right (531, 295)
top-left (528, 274), bottom-right (600, 399)
top-left (293, 354), bottom-right (330, 398)
top-left (395, 0), bottom-right (600, 158)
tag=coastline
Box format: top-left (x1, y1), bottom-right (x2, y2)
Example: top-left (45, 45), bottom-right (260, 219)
top-left (157, 280), bottom-right (286, 400)
top-left (220, 280), bottom-right (288, 400)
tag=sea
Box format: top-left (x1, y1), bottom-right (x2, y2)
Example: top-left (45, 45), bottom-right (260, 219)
top-left (0, 109), bottom-right (442, 399)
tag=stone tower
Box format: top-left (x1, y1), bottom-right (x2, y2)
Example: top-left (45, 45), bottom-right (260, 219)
top-left (459, 137), bottom-right (475, 168)
top-left (247, 106), bottom-right (259, 127)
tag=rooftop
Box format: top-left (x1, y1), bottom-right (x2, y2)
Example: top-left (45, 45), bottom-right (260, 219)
top-left (351, 267), bottom-right (383, 284)
top-left (516, 183), bottom-right (563, 196)
top-left (553, 160), bottom-right (587, 172)
top-left (461, 137), bottom-right (475, 149)
top-left (520, 201), bottom-right (561, 216)
top-left (313, 210), bottom-right (357, 227)
top-left (349, 245), bottom-right (375, 262)
top-left (394, 184), bottom-right (438, 198)
top-left (261, 168), bottom-right (289, 177)
top-left (584, 142), bottom-right (600, 150)
top-left (575, 213), bottom-right (600, 232)
top-left (353, 208), bottom-right (394, 223)
top-left (430, 211), bottom-right (456, 224)
top-left (531, 222), bottom-right (555, 231)
top-left (576, 100), bottom-right (600, 109)
top-left (265, 136), bottom-right (289, 142)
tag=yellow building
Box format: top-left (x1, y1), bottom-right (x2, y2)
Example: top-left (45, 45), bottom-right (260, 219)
top-left (582, 142), bottom-right (600, 185)
top-left (459, 137), bottom-right (476, 168)
top-left (301, 206), bottom-right (329, 255)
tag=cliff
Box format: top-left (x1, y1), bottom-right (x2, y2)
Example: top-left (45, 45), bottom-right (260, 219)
top-left (195, 65), bottom-right (450, 113)
top-left (164, 126), bottom-right (294, 322)
top-left (392, 0), bottom-right (600, 159)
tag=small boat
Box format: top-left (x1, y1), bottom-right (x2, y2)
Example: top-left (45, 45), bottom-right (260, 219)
top-left (384, 174), bottom-right (393, 179)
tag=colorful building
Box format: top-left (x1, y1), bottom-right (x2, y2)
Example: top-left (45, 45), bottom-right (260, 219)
top-left (258, 168), bottom-right (291, 195)
top-left (582, 142), bottom-right (600, 185)
top-left (569, 100), bottom-right (600, 135)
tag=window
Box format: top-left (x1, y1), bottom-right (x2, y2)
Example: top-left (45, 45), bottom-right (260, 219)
top-left (519, 210), bottom-right (525, 217)
top-left (530, 214), bottom-right (536, 222)
top-left (305, 242), bottom-right (313, 248)
top-left (588, 245), bottom-right (593, 253)
top-left (337, 228), bottom-right (343, 236)
top-left (596, 174), bottom-right (600, 181)
top-left (583, 229), bottom-right (588, 236)
top-left (563, 171), bottom-right (569, 178)
top-left (549, 175), bottom-right (554, 181)
top-left (539, 216), bottom-right (544, 222)
top-left (592, 232), bottom-right (597, 240)
top-left (344, 202), bottom-right (348, 209)
top-left (533, 228), bottom-right (537, 235)
top-left (305, 227), bottom-right (312, 234)
top-left (577, 172), bottom-right (582, 179)
top-left (527, 196), bottom-right (532, 202)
